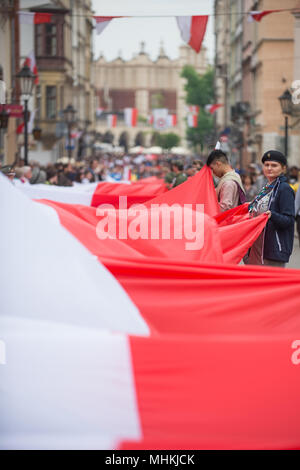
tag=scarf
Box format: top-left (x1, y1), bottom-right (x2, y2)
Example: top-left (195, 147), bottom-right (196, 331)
top-left (248, 178), bottom-right (278, 214)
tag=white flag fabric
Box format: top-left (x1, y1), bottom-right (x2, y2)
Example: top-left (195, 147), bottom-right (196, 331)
top-left (187, 113), bottom-right (197, 128)
top-left (0, 174), bottom-right (148, 334)
top-left (107, 114), bottom-right (117, 128)
top-left (94, 16), bottom-right (121, 35)
top-left (124, 108), bottom-right (138, 127)
top-left (167, 114), bottom-right (177, 127)
top-left (153, 108), bottom-right (168, 130)
top-left (176, 16), bottom-right (208, 53)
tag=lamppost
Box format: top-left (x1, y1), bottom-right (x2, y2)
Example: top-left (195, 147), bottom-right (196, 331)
top-left (0, 107), bottom-right (9, 130)
top-left (16, 64), bottom-right (36, 165)
top-left (278, 89), bottom-right (293, 158)
top-left (63, 104), bottom-right (76, 160)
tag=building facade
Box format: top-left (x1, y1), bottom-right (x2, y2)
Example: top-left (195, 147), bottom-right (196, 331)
top-left (0, 0), bottom-right (19, 166)
top-left (18, 0), bottom-right (95, 164)
top-left (215, 0), bottom-right (300, 168)
top-left (94, 42), bottom-right (209, 148)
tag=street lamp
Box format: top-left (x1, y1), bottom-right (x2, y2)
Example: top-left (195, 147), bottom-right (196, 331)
top-left (63, 104), bottom-right (76, 160)
top-left (16, 64), bottom-right (36, 165)
top-left (0, 106), bottom-right (9, 129)
top-left (278, 89), bottom-right (293, 158)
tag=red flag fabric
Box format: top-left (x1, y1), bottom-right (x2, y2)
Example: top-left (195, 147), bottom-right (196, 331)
top-left (176, 16), bottom-right (209, 53)
top-left (34, 13), bottom-right (52, 24)
top-left (248, 10), bottom-right (281, 22)
top-left (205, 104), bottom-right (223, 114)
top-left (187, 114), bottom-right (197, 127)
top-left (24, 51), bottom-right (38, 85)
top-left (91, 180), bottom-right (167, 208)
top-left (3, 171), bottom-right (300, 450)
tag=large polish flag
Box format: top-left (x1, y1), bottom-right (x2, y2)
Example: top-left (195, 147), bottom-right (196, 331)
top-left (176, 16), bottom-right (209, 53)
top-left (107, 114), bottom-right (117, 128)
top-left (124, 108), bottom-right (138, 127)
top-left (2, 171), bottom-right (300, 449)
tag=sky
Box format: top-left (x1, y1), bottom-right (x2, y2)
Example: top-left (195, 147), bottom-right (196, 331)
top-left (91, 0), bottom-right (215, 63)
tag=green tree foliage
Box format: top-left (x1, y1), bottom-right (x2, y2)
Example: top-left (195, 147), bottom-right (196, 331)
top-left (158, 132), bottom-right (180, 150)
top-left (181, 66), bottom-right (214, 149)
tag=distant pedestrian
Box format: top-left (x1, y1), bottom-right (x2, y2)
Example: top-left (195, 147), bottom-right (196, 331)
top-left (206, 150), bottom-right (245, 212)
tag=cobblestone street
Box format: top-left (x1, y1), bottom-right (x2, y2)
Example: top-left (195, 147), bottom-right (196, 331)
top-left (288, 232), bottom-right (300, 269)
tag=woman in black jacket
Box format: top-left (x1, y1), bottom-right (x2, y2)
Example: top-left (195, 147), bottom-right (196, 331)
top-left (244, 150), bottom-right (295, 267)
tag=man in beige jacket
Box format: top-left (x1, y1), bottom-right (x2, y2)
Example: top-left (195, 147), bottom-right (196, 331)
top-left (206, 150), bottom-right (245, 212)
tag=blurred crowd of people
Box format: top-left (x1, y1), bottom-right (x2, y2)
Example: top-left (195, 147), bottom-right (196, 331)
top-left (0, 153), bottom-right (299, 198)
top-left (0, 153), bottom-right (205, 187)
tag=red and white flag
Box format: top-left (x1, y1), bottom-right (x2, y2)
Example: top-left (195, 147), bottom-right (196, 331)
top-left (167, 114), bottom-right (177, 127)
top-left (124, 108), bottom-right (138, 127)
top-left (176, 16), bottom-right (209, 53)
top-left (23, 51), bottom-right (39, 85)
top-left (16, 109), bottom-right (36, 135)
top-left (96, 108), bottom-right (104, 118)
top-left (205, 104), bottom-right (223, 114)
top-left (247, 10), bottom-right (281, 22)
top-left (2, 168), bottom-right (300, 450)
top-left (187, 105), bottom-right (199, 115)
top-left (18, 12), bottom-right (52, 25)
top-left (107, 114), bottom-right (117, 128)
top-left (93, 16), bottom-right (122, 35)
top-left (153, 108), bottom-right (168, 130)
top-left (148, 114), bottom-right (154, 126)
top-left (187, 113), bottom-right (198, 128)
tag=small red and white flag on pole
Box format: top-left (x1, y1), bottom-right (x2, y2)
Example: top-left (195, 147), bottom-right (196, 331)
top-left (18, 12), bottom-right (52, 25)
top-left (187, 105), bottom-right (199, 115)
top-left (107, 114), bottom-right (117, 128)
top-left (148, 114), bottom-right (154, 126)
top-left (176, 16), bottom-right (209, 53)
top-left (23, 51), bottom-right (39, 85)
top-left (124, 108), bottom-right (138, 127)
top-left (187, 114), bottom-right (198, 128)
top-left (93, 16), bottom-right (122, 35)
top-left (167, 114), bottom-right (177, 127)
top-left (247, 10), bottom-right (281, 22)
top-left (16, 109), bottom-right (36, 135)
top-left (205, 104), bottom-right (223, 114)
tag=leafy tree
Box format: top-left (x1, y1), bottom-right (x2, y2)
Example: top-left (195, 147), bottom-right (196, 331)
top-left (181, 66), bottom-right (215, 150)
top-left (158, 132), bottom-right (180, 150)
top-left (151, 131), bottom-right (161, 146)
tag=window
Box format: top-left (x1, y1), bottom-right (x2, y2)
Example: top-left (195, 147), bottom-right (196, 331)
top-left (45, 24), bottom-right (57, 56)
top-left (36, 24), bottom-right (43, 56)
top-left (35, 85), bottom-right (41, 120)
top-left (35, 23), bottom-right (59, 56)
top-left (46, 86), bottom-right (56, 119)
